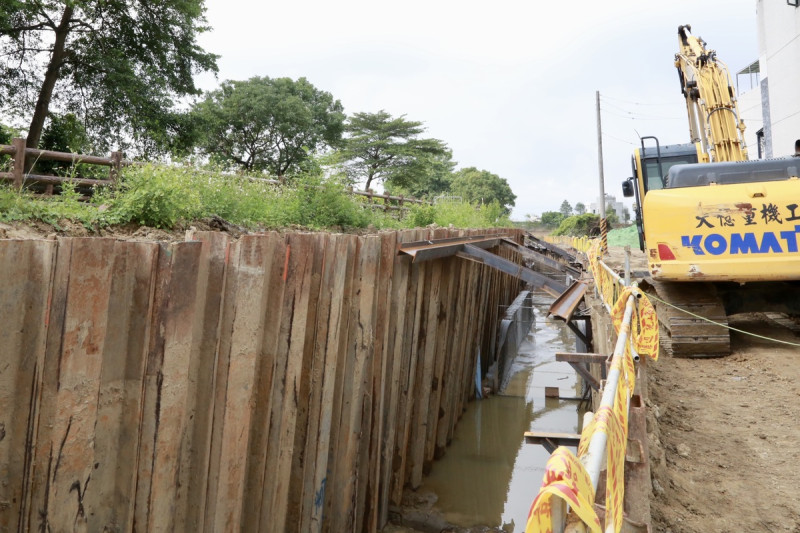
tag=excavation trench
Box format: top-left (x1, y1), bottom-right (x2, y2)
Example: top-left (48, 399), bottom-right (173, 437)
top-left (390, 285), bottom-right (586, 532)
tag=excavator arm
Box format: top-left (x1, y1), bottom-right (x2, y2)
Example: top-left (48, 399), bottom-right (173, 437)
top-left (675, 24), bottom-right (748, 162)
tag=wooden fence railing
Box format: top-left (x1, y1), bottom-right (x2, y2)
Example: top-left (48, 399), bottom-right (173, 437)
top-left (0, 138), bottom-right (427, 209)
top-left (0, 137), bottom-right (124, 192)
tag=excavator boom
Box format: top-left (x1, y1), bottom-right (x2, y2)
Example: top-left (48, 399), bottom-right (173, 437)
top-left (675, 24), bottom-right (748, 163)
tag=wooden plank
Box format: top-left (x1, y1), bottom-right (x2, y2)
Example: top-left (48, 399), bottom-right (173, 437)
top-left (207, 235), bottom-right (274, 531)
top-left (134, 243), bottom-right (171, 529)
top-left (436, 256), bottom-right (467, 453)
top-left (524, 431), bottom-right (582, 446)
top-left (451, 260), bottom-right (477, 430)
top-left (410, 259), bottom-right (443, 488)
top-left (377, 252), bottom-right (411, 524)
top-left (268, 233), bottom-right (317, 532)
top-left (321, 235), bottom-right (359, 533)
top-left (286, 234), bottom-right (326, 533)
top-left (555, 352), bottom-right (609, 363)
top-left (27, 238), bottom-right (72, 531)
top-left (297, 234), bottom-right (338, 533)
top-left (178, 231), bottom-right (230, 532)
top-left (300, 235), bottom-right (350, 532)
top-left (389, 258), bottom-right (425, 504)
top-left (84, 241), bottom-right (158, 532)
top-left (34, 238), bottom-right (116, 530)
top-left (0, 240), bottom-right (56, 532)
top-left (328, 236), bottom-right (380, 532)
top-left (246, 233), bottom-right (288, 533)
top-left (143, 242), bottom-right (203, 531)
top-left (568, 362), bottom-right (601, 391)
top-left (365, 231), bottom-right (397, 532)
top-left (426, 256), bottom-right (459, 463)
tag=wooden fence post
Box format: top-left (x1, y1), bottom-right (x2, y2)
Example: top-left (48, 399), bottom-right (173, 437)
top-left (109, 151), bottom-right (122, 182)
top-left (12, 137), bottom-right (25, 189)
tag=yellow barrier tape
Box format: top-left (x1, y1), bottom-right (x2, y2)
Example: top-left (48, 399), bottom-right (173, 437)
top-left (525, 447), bottom-right (601, 533)
top-left (529, 237), bottom-right (661, 532)
top-left (611, 287), bottom-right (660, 364)
top-left (575, 373), bottom-right (629, 532)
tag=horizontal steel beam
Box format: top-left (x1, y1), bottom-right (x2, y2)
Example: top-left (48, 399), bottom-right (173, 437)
top-left (398, 235), bottom-right (507, 262)
top-left (524, 233), bottom-right (576, 262)
top-left (501, 239), bottom-right (580, 278)
top-left (548, 279), bottom-right (588, 321)
top-left (460, 244), bottom-right (568, 298)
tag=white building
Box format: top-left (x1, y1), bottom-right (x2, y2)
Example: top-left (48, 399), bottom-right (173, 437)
top-left (589, 194), bottom-right (625, 219)
top-left (736, 1), bottom-right (800, 159)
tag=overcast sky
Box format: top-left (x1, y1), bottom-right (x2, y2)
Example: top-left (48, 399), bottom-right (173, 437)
top-left (196, 0), bottom-right (758, 219)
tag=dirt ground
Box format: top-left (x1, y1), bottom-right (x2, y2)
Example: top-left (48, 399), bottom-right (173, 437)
top-left (597, 246), bottom-right (800, 532)
top-left (601, 247), bottom-right (800, 532)
top-left (647, 313), bottom-right (800, 533)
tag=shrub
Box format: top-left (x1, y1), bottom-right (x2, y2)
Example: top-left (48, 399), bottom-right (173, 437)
top-left (109, 164), bottom-right (203, 227)
top-left (552, 213), bottom-right (600, 236)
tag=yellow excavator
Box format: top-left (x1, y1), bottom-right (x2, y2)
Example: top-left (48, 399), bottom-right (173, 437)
top-left (622, 25), bottom-right (800, 356)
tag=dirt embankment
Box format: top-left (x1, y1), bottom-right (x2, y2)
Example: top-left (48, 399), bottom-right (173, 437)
top-left (648, 314), bottom-right (800, 532)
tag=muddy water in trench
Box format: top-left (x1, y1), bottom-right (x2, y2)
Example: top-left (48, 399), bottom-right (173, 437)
top-left (419, 288), bottom-right (583, 532)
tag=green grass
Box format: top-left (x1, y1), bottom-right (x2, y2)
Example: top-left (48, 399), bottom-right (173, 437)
top-left (0, 165), bottom-right (512, 231)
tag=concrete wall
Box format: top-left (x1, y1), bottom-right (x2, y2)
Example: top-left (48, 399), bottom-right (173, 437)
top-left (0, 228), bottom-right (524, 533)
top-left (738, 84), bottom-right (763, 158)
top-left (757, 0), bottom-right (800, 158)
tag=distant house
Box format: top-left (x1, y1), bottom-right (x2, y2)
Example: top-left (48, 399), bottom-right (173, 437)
top-left (589, 194), bottom-right (624, 218)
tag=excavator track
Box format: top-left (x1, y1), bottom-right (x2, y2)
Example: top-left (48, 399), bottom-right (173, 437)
top-left (644, 280), bottom-right (730, 358)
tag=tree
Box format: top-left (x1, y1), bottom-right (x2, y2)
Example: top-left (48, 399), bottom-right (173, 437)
top-left (450, 167), bottom-right (516, 214)
top-left (190, 76), bottom-right (345, 177)
top-left (605, 203), bottom-right (620, 224)
top-left (540, 211), bottom-right (565, 228)
top-left (575, 202), bottom-right (586, 215)
top-left (0, 122), bottom-right (12, 145)
top-left (559, 200), bottom-right (573, 217)
top-left (0, 1), bottom-right (218, 150)
top-left (340, 110), bottom-right (449, 191)
top-left (384, 149), bottom-right (456, 199)
top-left (38, 112), bottom-right (92, 175)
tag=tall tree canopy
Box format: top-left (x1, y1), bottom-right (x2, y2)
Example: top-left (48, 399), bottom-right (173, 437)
top-left (559, 200), bottom-right (573, 217)
top-left (383, 149), bottom-right (456, 199)
top-left (190, 76), bottom-right (345, 177)
top-left (450, 167), bottom-right (516, 214)
top-left (0, 0), bottom-right (218, 150)
top-left (340, 110), bottom-right (449, 191)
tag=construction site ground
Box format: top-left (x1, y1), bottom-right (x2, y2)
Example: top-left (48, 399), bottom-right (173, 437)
top-left (606, 246), bottom-right (800, 533)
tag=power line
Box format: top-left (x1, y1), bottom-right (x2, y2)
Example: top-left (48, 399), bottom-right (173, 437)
top-left (600, 94), bottom-right (677, 107)
top-left (600, 98), bottom-right (684, 121)
top-left (601, 108), bottom-right (683, 121)
top-left (602, 132), bottom-right (637, 146)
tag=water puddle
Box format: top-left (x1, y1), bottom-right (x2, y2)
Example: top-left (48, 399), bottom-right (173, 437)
top-left (419, 288), bottom-right (583, 532)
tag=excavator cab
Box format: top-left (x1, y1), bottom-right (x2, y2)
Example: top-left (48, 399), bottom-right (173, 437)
top-left (623, 137), bottom-right (700, 251)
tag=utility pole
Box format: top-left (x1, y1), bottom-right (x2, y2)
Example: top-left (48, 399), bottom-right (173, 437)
top-left (596, 90), bottom-right (608, 254)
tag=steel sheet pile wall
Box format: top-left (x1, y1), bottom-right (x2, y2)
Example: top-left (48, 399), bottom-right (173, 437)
top-left (0, 228), bottom-right (524, 533)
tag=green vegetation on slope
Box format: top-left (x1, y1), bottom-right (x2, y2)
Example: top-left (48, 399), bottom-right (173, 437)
top-left (0, 165), bottom-right (511, 231)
